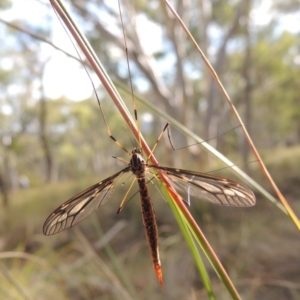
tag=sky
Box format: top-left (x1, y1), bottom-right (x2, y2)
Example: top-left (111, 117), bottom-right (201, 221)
top-left (1, 0), bottom-right (300, 105)
top-left (40, 6), bottom-right (164, 100)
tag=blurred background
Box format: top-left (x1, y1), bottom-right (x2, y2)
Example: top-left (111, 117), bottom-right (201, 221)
top-left (0, 0), bottom-right (300, 299)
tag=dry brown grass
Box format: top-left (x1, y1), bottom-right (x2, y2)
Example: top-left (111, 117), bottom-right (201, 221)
top-left (1, 154), bottom-right (300, 299)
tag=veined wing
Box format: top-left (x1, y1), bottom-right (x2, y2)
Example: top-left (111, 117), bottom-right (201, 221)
top-left (151, 165), bottom-right (255, 207)
top-left (43, 166), bottom-right (131, 235)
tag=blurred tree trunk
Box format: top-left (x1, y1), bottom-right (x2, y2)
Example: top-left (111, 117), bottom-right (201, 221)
top-left (241, 47), bottom-right (252, 173)
top-left (39, 94), bottom-right (53, 183)
top-left (240, 0), bottom-right (252, 173)
top-left (0, 171), bottom-right (8, 208)
top-left (204, 0), bottom-right (251, 143)
top-left (161, 0), bottom-right (195, 166)
top-left (39, 64), bottom-right (53, 183)
top-left (0, 140), bottom-right (15, 209)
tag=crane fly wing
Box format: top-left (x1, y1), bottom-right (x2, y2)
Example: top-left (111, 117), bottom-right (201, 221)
top-left (152, 165), bottom-right (255, 207)
top-left (43, 167), bottom-right (131, 235)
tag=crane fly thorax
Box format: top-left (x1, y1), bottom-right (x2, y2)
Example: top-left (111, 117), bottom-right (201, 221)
top-left (130, 148), bottom-right (146, 177)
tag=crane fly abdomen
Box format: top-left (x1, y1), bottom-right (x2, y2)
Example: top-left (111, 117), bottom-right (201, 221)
top-left (130, 148), bottom-right (163, 286)
top-left (137, 176), bottom-right (162, 286)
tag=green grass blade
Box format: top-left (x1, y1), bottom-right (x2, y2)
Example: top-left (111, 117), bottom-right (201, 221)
top-left (161, 184), bottom-right (216, 299)
top-left (160, 181), bottom-right (243, 300)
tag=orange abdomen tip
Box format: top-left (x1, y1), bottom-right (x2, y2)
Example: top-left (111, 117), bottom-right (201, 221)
top-left (154, 263), bottom-right (163, 288)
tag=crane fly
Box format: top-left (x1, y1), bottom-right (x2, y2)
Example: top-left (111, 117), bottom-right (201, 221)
top-left (43, 134), bottom-right (256, 286)
top-left (45, 0), bottom-right (256, 287)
